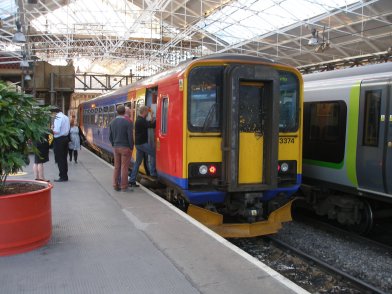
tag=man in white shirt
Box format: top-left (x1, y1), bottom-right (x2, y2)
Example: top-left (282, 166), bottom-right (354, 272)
top-left (51, 107), bottom-right (70, 182)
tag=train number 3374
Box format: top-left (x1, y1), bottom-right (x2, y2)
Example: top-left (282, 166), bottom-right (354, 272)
top-left (279, 137), bottom-right (295, 144)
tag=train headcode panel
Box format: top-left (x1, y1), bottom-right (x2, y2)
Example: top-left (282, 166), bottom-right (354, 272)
top-left (79, 54), bottom-right (304, 238)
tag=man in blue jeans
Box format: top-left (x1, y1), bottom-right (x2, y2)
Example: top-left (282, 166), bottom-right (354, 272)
top-left (129, 106), bottom-right (156, 187)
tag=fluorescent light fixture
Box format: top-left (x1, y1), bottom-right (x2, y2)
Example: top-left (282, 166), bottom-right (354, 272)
top-left (24, 74), bottom-right (31, 81)
top-left (20, 60), bottom-right (29, 68)
top-left (12, 22), bottom-right (26, 43)
top-left (308, 37), bottom-right (319, 46)
top-left (13, 31), bottom-right (26, 43)
top-left (308, 28), bottom-right (319, 46)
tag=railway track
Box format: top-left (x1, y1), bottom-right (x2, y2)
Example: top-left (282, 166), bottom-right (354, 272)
top-left (268, 235), bottom-right (387, 294)
top-left (293, 213), bottom-right (392, 252)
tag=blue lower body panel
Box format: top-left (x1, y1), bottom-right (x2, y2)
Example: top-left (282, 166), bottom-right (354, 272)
top-left (158, 172), bottom-right (302, 204)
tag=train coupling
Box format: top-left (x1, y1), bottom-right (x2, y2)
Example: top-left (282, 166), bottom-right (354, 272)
top-left (187, 200), bottom-right (293, 238)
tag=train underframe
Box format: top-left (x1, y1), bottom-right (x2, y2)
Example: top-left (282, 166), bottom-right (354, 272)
top-left (299, 183), bottom-right (392, 234)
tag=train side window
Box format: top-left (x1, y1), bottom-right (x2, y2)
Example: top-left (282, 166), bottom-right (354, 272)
top-left (109, 105), bottom-right (116, 122)
top-left (303, 101), bottom-right (347, 164)
top-left (161, 97), bottom-right (169, 135)
top-left (188, 66), bottom-right (223, 132)
top-left (98, 114), bottom-right (103, 128)
top-left (108, 111), bottom-right (115, 123)
top-left (102, 113), bottom-right (108, 128)
top-left (363, 90), bottom-right (381, 147)
top-left (278, 71), bottom-right (299, 132)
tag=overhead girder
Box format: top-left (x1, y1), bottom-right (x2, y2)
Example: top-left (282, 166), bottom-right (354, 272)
top-left (1, 0), bottom-right (392, 74)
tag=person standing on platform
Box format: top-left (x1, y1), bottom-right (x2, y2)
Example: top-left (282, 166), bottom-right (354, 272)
top-left (129, 106), bottom-right (156, 188)
top-left (68, 118), bottom-right (86, 163)
top-left (109, 105), bottom-right (134, 192)
top-left (33, 133), bottom-right (50, 182)
top-left (51, 107), bottom-right (70, 182)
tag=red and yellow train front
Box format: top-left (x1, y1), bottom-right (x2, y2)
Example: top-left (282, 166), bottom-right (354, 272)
top-left (172, 58), bottom-right (303, 237)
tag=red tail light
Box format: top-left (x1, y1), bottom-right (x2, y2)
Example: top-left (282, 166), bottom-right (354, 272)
top-left (209, 165), bottom-right (217, 175)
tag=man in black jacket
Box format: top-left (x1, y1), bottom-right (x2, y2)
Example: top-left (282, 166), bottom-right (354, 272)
top-left (109, 105), bottom-right (134, 192)
top-left (129, 106), bottom-right (156, 187)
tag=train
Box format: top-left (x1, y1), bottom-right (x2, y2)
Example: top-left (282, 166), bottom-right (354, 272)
top-left (78, 54), bottom-right (304, 238)
top-left (301, 62), bottom-right (392, 234)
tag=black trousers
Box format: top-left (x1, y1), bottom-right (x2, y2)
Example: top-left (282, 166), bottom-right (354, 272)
top-left (53, 136), bottom-right (69, 180)
top-left (69, 149), bottom-right (78, 162)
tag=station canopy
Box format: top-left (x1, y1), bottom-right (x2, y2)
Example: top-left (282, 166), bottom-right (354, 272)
top-left (0, 0), bottom-right (391, 75)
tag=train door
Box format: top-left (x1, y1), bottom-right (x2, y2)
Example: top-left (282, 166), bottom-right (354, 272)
top-left (357, 79), bottom-right (391, 195)
top-left (387, 81), bottom-right (392, 194)
top-left (222, 65), bottom-right (280, 191)
top-left (92, 107), bottom-right (100, 145)
top-left (144, 87), bottom-right (158, 175)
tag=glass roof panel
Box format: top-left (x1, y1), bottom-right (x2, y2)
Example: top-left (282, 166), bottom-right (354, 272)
top-left (199, 0), bottom-right (360, 45)
top-left (31, 0), bottom-right (162, 39)
top-left (0, 0), bottom-right (16, 20)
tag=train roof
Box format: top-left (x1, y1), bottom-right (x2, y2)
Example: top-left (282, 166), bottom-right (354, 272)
top-left (303, 62), bottom-right (392, 82)
top-left (81, 53), bottom-right (289, 106)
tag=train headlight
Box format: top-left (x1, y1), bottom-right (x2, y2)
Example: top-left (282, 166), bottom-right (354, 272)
top-left (277, 160), bottom-right (297, 184)
top-left (199, 165), bottom-right (208, 175)
top-left (281, 162), bottom-right (289, 173)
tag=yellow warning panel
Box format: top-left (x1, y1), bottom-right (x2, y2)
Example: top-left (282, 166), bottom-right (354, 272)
top-left (187, 201), bottom-right (293, 238)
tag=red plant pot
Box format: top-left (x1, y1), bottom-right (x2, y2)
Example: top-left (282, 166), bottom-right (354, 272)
top-left (0, 180), bottom-right (53, 256)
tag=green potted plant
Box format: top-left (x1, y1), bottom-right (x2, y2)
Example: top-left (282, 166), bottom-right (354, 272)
top-left (0, 81), bottom-right (53, 256)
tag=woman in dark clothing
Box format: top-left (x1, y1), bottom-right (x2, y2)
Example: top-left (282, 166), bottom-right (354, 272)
top-left (33, 134), bottom-right (50, 182)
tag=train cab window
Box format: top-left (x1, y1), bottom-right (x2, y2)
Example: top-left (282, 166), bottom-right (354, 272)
top-left (188, 66), bottom-right (224, 132)
top-left (161, 97), bottom-right (169, 135)
top-left (278, 71), bottom-right (299, 132)
top-left (363, 90), bottom-right (381, 147)
top-left (303, 101), bottom-right (347, 163)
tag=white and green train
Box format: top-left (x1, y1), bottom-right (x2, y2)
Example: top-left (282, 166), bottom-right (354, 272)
top-left (302, 62), bottom-right (392, 233)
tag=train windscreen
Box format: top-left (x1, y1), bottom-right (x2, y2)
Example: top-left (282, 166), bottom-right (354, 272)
top-left (188, 66), bottom-right (224, 132)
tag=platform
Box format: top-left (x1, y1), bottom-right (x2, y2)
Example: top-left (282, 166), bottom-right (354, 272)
top-left (0, 148), bottom-right (308, 294)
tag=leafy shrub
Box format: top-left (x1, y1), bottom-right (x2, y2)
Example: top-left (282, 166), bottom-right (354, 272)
top-left (0, 81), bottom-right (51, 192)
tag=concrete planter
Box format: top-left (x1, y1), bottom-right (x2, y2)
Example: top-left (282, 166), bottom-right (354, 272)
top-left (0, 180), bottom-right (53, 256)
